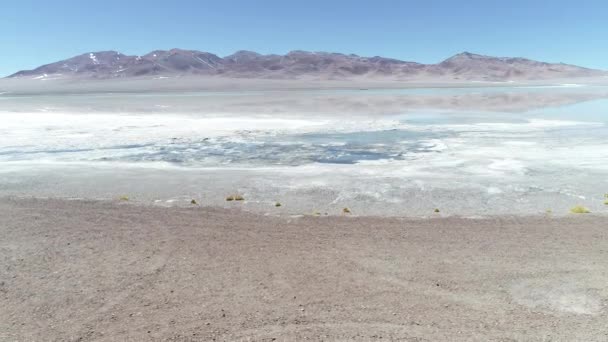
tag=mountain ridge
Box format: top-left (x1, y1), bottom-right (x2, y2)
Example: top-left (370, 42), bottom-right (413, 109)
top-left (8, 49), bottom-right (605, 81)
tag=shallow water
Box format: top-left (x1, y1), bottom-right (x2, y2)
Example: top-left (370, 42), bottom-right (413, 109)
top-left (1, 86), bottom-right (607, 216)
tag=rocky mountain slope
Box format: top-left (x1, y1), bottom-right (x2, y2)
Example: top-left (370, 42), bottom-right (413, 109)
top-left (8, 49), bottom-right (605, 81)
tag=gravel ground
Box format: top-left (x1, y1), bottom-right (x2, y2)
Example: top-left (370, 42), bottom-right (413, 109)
top-left (0, 198), bottom-right (607, 341)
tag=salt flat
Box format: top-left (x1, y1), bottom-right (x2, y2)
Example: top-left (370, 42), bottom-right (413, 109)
top-left (1, 79), bottom-right (608, 216)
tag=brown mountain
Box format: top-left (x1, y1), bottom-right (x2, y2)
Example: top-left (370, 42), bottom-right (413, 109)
top-left (428, 52), bottom-right (602, 80)
top-left (8, 49), bottom-right (605, 81)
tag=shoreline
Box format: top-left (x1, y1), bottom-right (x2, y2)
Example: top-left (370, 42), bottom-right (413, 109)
top-left (2, 157), bottom-right (607, 218)
top-left (2, 195), bottom-right (607, 220)
top-left (1, 197), bottom-right (607, 340)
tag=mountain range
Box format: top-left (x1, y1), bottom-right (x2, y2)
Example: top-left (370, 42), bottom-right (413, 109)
top-left (8, 49), bottom-right (606, 81)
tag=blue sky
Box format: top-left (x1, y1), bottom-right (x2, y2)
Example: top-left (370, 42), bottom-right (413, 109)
top-left (2, 0), bottom-right (607, 76)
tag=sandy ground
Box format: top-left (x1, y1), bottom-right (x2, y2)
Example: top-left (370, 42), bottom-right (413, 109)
top-left (1, 198), bottom-right (606, 341)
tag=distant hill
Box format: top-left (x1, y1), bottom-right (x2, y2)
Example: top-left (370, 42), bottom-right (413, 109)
top-left (8, 49), bottom-right (606, 81)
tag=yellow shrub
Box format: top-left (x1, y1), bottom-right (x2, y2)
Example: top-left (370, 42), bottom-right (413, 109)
top-left (570, 205), bottom-right (590, 214)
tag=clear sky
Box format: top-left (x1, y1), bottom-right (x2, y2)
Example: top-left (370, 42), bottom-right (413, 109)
top-left (2, 0), bottom-right (607, 76)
